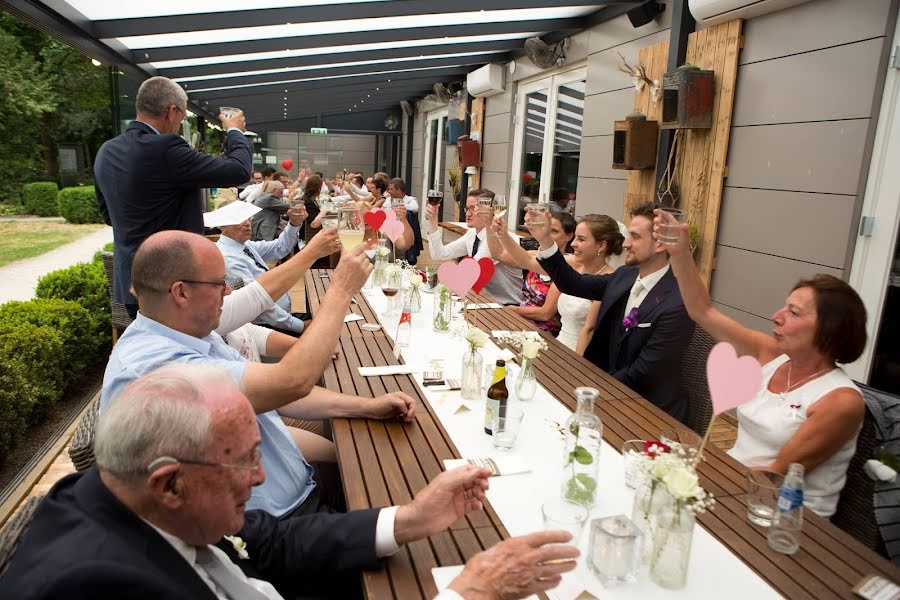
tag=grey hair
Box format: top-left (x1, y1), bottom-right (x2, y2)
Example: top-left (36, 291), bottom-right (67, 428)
top-left (135, 76), bottom-right (188, 119)
top-left (95, 364), bottom-right (238, 480)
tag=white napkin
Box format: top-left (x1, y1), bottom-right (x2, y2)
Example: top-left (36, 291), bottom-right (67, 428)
top-left (432, 565), bottom-right (539, 600)
top-left (468, 302), bottom-right (503, 309)
top-left (443, 456), bottom-right (531, 477)
top-left (343, 313), bottom-right (364, 323)
top-left (357, 365), bottom-right (418, 376)
top-left (491, 330), bottom-right (512, 338)
top-left (203, 201), bottom-right (261, 227)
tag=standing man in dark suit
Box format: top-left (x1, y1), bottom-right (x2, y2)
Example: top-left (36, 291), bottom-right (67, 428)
top-left (95, 76), bottom-right (253, 319)
top-left (531, 202), bottom-right (694, 421)
top-left (0, 365), bottom-right (578, 600)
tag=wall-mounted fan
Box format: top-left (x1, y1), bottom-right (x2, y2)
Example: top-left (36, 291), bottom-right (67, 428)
top-left (524, 37), bottom-right (569, 69)
top-left (384, 114), bottom-right (400, 130)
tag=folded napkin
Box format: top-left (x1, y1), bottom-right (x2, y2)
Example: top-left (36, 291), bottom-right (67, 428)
top-left (467, 302), bottom-right (503, 310)
top-left (203, 200), bottom-right (261, 228)
top-left (357, 365), bottom-right (417, 377)
top-left (443, 456), bottom-right (531, 477)
top-left (343, 313), bottom-right (364, 323)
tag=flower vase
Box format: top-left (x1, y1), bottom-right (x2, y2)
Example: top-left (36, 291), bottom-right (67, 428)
top-left (373, 258), bottom-right (387, 287)
top-left (631, 482), bottom-right (669, 564)
top-left (649, 496), bottom-right (695, 590)
top-left (408, 285), bottom-right (422, 313)
top-left (433, 285), bottom-right (452, 332)
top-left (460, 349), bottom-right (483, 401)
top-left (561, 388), bottom-right (602, 506)
top-left (514, 356), bottom-right (536, 401)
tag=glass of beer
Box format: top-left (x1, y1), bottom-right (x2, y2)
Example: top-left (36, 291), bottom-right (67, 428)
top-left (337, 206), bottom-right (364, 248)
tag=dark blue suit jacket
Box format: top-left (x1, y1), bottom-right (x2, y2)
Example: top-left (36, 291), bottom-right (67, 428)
top-left (538, 250), bottom-right (694, 422)
top-left (0, 469), bottom-right (380, 599)
top-left (95, 122), bottom-right (252, 304)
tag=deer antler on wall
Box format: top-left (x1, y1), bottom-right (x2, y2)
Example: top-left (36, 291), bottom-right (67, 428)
top-left (616, 51), bottom-right (662, 102)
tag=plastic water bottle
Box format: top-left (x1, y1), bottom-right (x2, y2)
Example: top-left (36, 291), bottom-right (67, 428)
top-left (767, 463), bottom-right (804, 554)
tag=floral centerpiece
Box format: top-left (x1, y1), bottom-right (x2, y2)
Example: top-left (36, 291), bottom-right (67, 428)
top-left (433, 284), bottom-right (452, 332)
top-left (454, 324), bottom-right (489, 400)
top-left (496, 331), bottom-right (547, 401)
top-left (405, 268), bottom-right (424, 312)
top-left (630, 441), bottom-right (714, 589)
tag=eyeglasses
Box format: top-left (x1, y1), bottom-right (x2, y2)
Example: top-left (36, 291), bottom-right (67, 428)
top-left (464, 205), bottom-right (479, 213)
top-left (180, 278), bottom-right (231, 290)
top-left (147, 448), bottom-right (262, 474)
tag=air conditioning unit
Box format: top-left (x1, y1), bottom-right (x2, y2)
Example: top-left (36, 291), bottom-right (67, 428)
top-left (688, 0), bottom-right (813, 25)
top-left (466, 64), bottom-right (506, 98)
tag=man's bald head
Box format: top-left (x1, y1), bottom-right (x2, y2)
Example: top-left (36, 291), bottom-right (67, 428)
top-left (131, 230), bottom-right (207, 298)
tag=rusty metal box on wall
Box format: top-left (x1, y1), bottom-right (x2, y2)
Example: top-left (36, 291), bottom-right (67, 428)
top-left (661, 64), bottom-right (714, 129)
top-left (612, 112), bottom-right (658, 170)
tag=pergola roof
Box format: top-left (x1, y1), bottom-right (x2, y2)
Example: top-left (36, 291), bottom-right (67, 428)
top-left (4, 0), bottom-right (640, 126)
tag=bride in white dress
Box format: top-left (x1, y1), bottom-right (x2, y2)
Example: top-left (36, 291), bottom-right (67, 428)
top-left (555, 215), bottom-right (624, 352)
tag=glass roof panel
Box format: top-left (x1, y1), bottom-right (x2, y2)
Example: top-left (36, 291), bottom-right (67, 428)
top-left (114, 7), bottom-right (597, 48)
top-left (149, 32), bottom-right (538, 69)
top-left (64, 0), bottom-right (394, 20)
top-left (172, 50), bottom-right (499, 82)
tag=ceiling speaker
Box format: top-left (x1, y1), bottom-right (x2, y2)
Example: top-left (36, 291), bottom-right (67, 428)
top-left (627, 1), bottom-right (665, 28)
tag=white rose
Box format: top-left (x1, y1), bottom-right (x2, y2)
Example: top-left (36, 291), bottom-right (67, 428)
top-left (663, 466), bottom-right (701, 501)
top-left (864, 459), bottom-right (898, 482)
top-left (521, 339), bottom-right (542, 359)
top-left (466, 328), bottom-right (489, 349)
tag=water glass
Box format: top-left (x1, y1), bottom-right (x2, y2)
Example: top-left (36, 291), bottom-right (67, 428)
top-left (542, 498), bottom-right (589, 542)
top-left (659, 428), bottom-right (702, 454)
top-left (219, 106), bottom-right (241, 119)
top-left (588, 515), bottom-right (642, 587)
top-left (746, 470), bottom-right (785, 527)
top-left (620, 440), bottom-right (646, 489)
top-left (526, 202), bottom-right (548, 226)
top-left (492, 407), bottom-right (524, 451)
top-left (321, 213), bottom-right (339, 230)
top-left (657, 207), bottom-right (687, 244)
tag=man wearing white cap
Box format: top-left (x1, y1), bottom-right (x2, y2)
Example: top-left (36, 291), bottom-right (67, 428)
top-left (212, 199), bottom-right (308, 336)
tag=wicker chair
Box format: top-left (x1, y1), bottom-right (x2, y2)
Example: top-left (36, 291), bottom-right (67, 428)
top-left (68, 399), bottom-right (100, 472)
top-left (100, 252), bottom-right (133, 344)
top-left (0, 496), bottom-right (42, 577)
top-left (679, 326), bottom-right (717, 435)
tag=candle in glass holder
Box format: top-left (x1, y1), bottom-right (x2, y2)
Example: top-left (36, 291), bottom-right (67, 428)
top-left (589, 515), bottom-right (642, 587)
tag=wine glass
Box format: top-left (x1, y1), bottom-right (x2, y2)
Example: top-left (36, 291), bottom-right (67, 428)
top-left (337, 206), bottom-right (364, 248)
top-left (491, 196), bottom-right (508, 236)
top-left (381, 269), bottom-right (402, 316)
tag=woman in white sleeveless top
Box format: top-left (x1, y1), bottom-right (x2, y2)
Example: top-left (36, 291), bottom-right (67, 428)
top-left (658, 210), bottom-right (868, 517)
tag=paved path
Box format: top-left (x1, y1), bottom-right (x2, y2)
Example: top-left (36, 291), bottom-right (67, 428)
top-left (0, 226), bottom-right (113, 304)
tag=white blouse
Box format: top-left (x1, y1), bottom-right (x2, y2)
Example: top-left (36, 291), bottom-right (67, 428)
top-left (728, 354), bottom-right (862, 517)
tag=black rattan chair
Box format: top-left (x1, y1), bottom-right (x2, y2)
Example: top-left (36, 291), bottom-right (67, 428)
top-left (679, 326), bottom-right (716, 435)
top-left (0, 496), bottom-right (42, 577)
top-left (100, 251), bottom-right (133, 344)
top-left (68, 399), bottom-right (99, 472)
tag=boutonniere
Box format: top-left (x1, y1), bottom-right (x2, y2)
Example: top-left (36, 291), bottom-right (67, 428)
top-left (223, 535), bottom-right (249, 559)
top-left (622, 307), bottom-right (639, 331)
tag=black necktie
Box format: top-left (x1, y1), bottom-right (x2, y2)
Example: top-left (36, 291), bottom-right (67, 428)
top-left (243, 247), bottom-right (268, 271)
top-left (471, 235), bottom-right (480, 257)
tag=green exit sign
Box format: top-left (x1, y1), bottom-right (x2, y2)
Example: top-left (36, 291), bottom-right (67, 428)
top-left (310, 127), bottom-right (328, 135)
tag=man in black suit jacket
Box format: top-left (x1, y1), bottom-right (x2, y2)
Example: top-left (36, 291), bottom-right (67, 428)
top-left (534, 202), bottom-right (694, 422)
top-left (95, 76), bottom-right (252, 318)
top-left (0, 366), bottom-right (578, 600)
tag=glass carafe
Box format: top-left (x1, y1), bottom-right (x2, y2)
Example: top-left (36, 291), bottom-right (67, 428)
top-left (562, 387), bottom-right (603, 506)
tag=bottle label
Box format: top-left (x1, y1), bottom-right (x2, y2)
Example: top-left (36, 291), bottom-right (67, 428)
top-left (399, 311), bottom-right (411, 325)
top-left (777, 487), bottom-right (803, 512)
top-left (485, 398), bottom-right (498, 432)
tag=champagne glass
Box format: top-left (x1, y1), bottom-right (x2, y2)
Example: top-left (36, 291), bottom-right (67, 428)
top-left (337, 206), bottom-right (364, 248)
top-left (491, 196), bottom-right (508, 237)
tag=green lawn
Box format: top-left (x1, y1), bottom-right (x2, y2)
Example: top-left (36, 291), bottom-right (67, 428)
top-left (0, 221), bottom-right (105, 267)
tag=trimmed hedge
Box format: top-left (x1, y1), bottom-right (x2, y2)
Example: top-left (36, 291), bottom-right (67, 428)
top-left (22, 182), bottom-right (59, 217)
top-left (0, 359), bottom-right (33, 461)
top-left (0, 324), bottom-right (65, 422)
top-left (0, 299), bottom-right (101, 388)
top-left (59, 186), bottom-right (102, 224)
top-left (36, 261), bottom-right (110, 322)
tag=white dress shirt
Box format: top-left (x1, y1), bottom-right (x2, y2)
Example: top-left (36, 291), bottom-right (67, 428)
top-left (624, 263), bottom-right (670, 316)
top-left (239, 183), bottom-right (261, 200)
top-left (426, 227), bottom-right (488, 261)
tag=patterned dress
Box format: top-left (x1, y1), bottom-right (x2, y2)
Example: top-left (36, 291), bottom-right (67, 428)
top-left (520, 270), bottom-right (561, 335)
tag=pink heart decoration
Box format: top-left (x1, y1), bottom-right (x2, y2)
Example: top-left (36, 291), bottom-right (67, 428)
top-left (437, 260), bottom-right (480, 298)
top-left (706, 342), bottom-right (763, 415)
top-left (460, 257), bottom-right (495, 294)
top-left (364, 209), bottom-right (386, 231)
top-left (380, 219), bottom-right (405, 242)
top-left (382, 207), bottom-right (398, 222)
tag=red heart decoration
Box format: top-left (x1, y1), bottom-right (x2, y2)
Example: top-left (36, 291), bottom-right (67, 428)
top-left (364, 209), bottom-right (386, 231)
top-left (461, 257), bottom-right (495, 294)
top-left (281, 159), bottom-right (293, 171)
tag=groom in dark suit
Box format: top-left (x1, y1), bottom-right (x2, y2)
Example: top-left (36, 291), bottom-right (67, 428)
top-left (0, 365), bottom-right (578, 600)
top-left (95, 76), bottom-right (252, 319)
top-left (533, 202), bottom-right (694, 422)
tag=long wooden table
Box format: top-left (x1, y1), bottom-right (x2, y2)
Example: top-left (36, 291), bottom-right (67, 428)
top-left (307, 269), bottom-right (899, 599)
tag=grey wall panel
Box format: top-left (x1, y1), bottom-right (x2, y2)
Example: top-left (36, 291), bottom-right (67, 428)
top-left (710, 245), bottom-right (843, 319)
top-left (588, 9), bottom-right (672, 54)
top-left (586, 29), bottom-right (670, 96)
top-left (574, 177), bottom-right (626, 219)
top-left (481, 171), bottom-right (511, 198)
top-left (268, 132), bottom-right (298, 147)
top-left (715, 302), bottom-right (773, 334)
top-left (717, 187), bottom-right (856, 268)
top-left (740, 0), bottom-right (892, 65)
top-left (482, 142), bottom-right (510, 174)
top-left (725, 120), bottom-right (869, 195)
top-left (485, 89), bottom-right (513, 117)
top-left (583, 88), bottom-right (634, 137)
top-left (484, 113), bottom-right (512, 145)
top-left (580, 135), bottom-right (625, 181)
top-left (732, 39), bottom-right (882, 126)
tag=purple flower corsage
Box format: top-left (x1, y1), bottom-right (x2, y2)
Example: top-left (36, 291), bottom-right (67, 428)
top-left (622, 307), bottom-right (639, 331)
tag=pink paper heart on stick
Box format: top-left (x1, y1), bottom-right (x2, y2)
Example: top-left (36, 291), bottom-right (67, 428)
top-left (460, 257), bottom-right (495, 294)
top-left (437, 260), bottom-right (480, 298)
top-left (706, 342), bottom-right (763, 415)
top-left (382, 207), bottom-right (398, 222)
top-left (380, 219), bottom-right (405, 242)
top-left (364, 209), bottom-right (385, 231)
